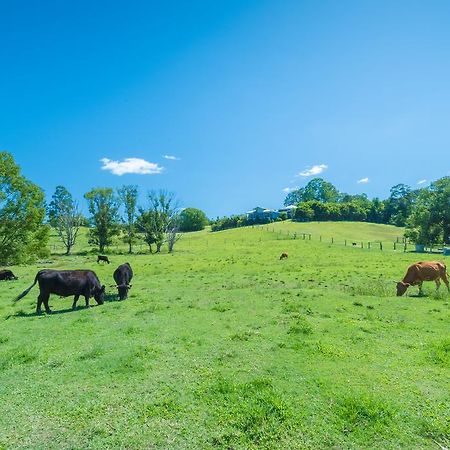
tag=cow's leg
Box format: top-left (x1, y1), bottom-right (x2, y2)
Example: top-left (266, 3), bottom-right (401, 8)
top-left (441, 273), bottom-right (450, 293)
top-left (435, 279), bottom-right (441, 291)
top-left (42, 294), bottom-right (52, 314)
top-left (36, 294), bottom-right (44, 315)
top-left (418, 282), bottom-right (424, 296)
top-left (84, 295), bottom-right (90, 308)
top-left (72, 295), bottom-right (80, 310)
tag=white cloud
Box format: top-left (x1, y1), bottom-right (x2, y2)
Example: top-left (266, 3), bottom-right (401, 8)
top-left (100, 157), bottom-right (164, 176)
top-left (282, 186), bottom-right (299, 193)
top-left (163, 155), bottom-right (180, 160)
top-left (417, 179), bottom-right (427, 185)
top-left (297, 164), bottom-right (328, 177)
top-left (357, 177), bottom-right (369, 184)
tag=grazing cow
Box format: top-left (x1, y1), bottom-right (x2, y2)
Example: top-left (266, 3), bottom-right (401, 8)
top-left (97, 255), bottom-right (110, 264)
top-left (0, 269), bottom-right (18, 281)
top-left (14, 269), bottom-right (105, 314)
top-left (113, 263), bottom-right (133, 300)
top-left (352, 242), bottom-right (357, 246)
top-left (396, 261), bottom-right (449, 297)
top-left (279, 252), bottom-right (289, 260)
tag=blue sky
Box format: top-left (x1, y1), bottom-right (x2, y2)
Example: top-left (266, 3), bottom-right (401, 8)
top-left (1, 0), bottom-right (450, 218)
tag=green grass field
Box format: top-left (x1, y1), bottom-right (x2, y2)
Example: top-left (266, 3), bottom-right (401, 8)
top-left (0, 222), bottom-right (448, 449)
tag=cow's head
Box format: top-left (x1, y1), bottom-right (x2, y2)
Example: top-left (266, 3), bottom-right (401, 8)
top-left (396, 281), bottom-right (409, 296)
top-left (94, 285), bottom-right (105, 304)
top-left (117, 284), bottom-right (132, 300)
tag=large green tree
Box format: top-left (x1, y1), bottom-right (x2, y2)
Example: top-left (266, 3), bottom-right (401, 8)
top-left (84, 188), bottom-right (120, 252)
top-left (178, 207), bottom-right (208, 232)
top-left (0, 152), bottom-right (49, 264)
top-left (405, 177), bottom-right (450, 245)
top-left (284, 178), bottom-right (340, 206)
top-left (48, 186), bottom-right (82, 255)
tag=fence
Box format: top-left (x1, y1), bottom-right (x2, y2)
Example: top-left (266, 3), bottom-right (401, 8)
top-left (255, 225), bottom-right (414, 252)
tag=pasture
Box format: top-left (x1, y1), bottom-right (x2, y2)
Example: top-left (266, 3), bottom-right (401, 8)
top-left (0, 222), bottom-right (448, 449)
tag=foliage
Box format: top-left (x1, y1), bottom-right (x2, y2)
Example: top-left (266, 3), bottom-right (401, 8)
top-left (48, 186), bottom-right (82, 255)
top-left (118, 185), bottom-right (139, 254)
top-left (0, 151), bottom-right (49, 264)
top-left (405, 176), bottom-right (450, 245)
top-left (284, 178), bottom-right (340, 206)
top-left (136, 190), bottom-right (180, 253)
top-left (84, 188), bottom-right (120, 252)
top-left (178, 207), bottom-right (208, 232)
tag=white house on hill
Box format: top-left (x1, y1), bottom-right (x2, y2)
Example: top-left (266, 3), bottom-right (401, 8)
top-left (246, 206), bottom-right (280, 221)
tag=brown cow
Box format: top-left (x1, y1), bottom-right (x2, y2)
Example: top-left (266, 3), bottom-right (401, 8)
top-left (396, 261), bottom-right (449, 296)
top-left (279, 252), bottom-right (288, 260)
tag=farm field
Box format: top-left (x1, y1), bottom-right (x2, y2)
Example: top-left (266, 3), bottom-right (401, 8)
top-left (0, 222), bottom-right (449, 449)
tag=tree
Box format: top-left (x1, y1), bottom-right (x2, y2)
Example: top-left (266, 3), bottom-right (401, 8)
top-left (136, 210), bottom-right (158, 253)
top-left (84, 188), bottom-right (120, 253)
top-left (118, 185), bottom-right (138, 254)
top-left (283, 178), bottom-right (340, 206)
top-left (384, 184), bottom-right (416, 226)
top-left (178, 207), bottom-right (208, 232)
top-left (405, 177), bottom-right (450, 245)
top-left (0, 152), bottom-right (49, 264)
top-left (48, 186), bottom-right (82, 255)
top-left (136, 190), bottom-right (180, 253)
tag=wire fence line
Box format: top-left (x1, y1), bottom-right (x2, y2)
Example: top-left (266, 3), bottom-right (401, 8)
top-left (253, 224), bottom-right (415, 252)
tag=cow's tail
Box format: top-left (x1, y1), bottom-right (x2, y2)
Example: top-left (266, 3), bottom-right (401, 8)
top-left (14, 273), bottom-right (40, 302)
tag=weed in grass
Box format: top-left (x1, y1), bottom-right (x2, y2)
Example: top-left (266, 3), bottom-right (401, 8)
top-left (287, 315), bottom-right (313, 335)
top-left (335, 393), bottom-right (396, 434)
top-left (77, 346), bottom-right (104, 361)
top-left (204, 376), bottom-right (296, 448)
top-left (427, 339), bottom-right (450, 367)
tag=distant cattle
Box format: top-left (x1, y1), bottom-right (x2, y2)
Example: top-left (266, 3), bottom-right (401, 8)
top-left (279, 252), bottom-right (288, 260)
top-left (0, 269), bottom-right (18, 281)
top-left (113, 263), bottom-right (133, 300)
top-left (396, 261), bottom-right (449, 296)
top-left (97, 255), bottom-right (110, 264)
top-left (352, 242), bottom-right (357, 246)
top-left (14, 269), bottom-right (105, 314)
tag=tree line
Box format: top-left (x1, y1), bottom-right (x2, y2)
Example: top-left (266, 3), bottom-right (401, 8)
top-left (0, 152), bottom-right (208, 265)
top-left (211, 177), bottom-right (450, 247)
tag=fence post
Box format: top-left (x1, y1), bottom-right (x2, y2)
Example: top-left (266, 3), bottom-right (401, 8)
top-left (368, 242), bottom-right (371, 249)
top-left (345, 240), bottom-right (347, 246)
top-left (303, 233), bottom-right (305, 240)
top-left (293, 232), bottom-right (297, 239)
top-left (331, 237), bottom-right (334, 244)
top-left (320, 235), bottom-right (322, 242)
top-left (361, 242), bottom-right (363, 249)
top-left (309, 234), bottom-right (311, 240)
top-left (404, 242), bottom-right (407, 252)
top-left (393, 242), bottom-right (396, 250)
top-left (380, 242), bottom-right (382, 251)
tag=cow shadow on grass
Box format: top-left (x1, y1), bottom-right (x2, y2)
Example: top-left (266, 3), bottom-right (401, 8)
top-left (13, 304), bottom-right (104, 318)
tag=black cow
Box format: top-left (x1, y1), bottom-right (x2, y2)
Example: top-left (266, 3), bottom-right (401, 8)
top-left (0, 269), bottom-right (18, 281)
top-left (113, 263), bottom-right (133, 300)
top-left (97, 255), bottom-right (110, 264)
top-left (14, 269), bottom-right (105, 314)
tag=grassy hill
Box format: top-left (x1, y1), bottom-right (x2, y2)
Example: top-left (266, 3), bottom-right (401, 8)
top-left (0, 222), bottom-right (448, 449)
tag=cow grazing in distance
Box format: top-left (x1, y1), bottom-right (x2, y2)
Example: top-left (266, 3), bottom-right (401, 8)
top-left (280, 252), bottom-right (289, 260)
top-left (396, 261), bottom-right (449, 296)
top-left (0, 269), bottom-right (18, 281)
top-left (14, 269), bottom-right (105, 314)
top-left (113, 263), bottom-right (133, 300)
top-left (97, 255), bottom-right (110, 264)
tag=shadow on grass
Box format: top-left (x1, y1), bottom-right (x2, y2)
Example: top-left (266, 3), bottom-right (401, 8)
top-left (13, 303), bottom-right (105, 318)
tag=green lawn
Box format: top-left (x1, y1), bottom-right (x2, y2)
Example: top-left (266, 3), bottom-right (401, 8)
top-left (0, 222), bottom-right (448, 449)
